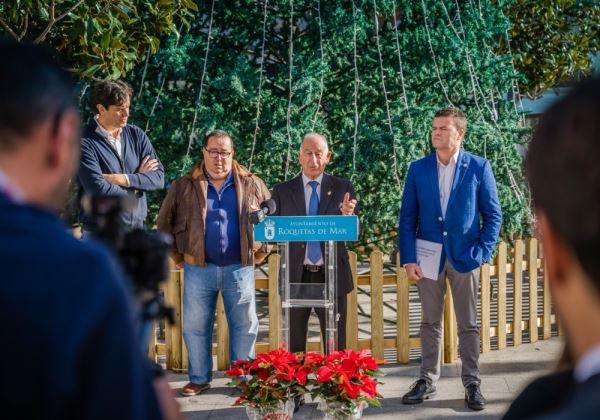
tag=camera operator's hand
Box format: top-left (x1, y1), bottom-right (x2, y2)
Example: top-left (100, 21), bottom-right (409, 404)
top-left (153, 377), bottom-right (184, 420)
top-left (139, 155), bottom-right (160, 173)
top-left (103, 173), bottom-right (129, 187)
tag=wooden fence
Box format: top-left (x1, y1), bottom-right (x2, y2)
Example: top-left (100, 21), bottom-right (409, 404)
top-left (148, 238), bottom-right (559, 371)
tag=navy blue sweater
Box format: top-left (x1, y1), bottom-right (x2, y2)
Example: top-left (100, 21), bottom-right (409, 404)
top-left (78, 121), bottom-right (164, 230)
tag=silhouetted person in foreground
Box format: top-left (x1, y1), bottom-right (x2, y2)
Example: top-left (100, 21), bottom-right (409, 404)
top-left (504, 76), bottom-right (600, 419)
top-left (0, 40), bottom-right (180, 420)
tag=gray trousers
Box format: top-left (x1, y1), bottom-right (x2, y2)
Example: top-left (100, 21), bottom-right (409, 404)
top-left (418, 259), bottom-right (480, 387)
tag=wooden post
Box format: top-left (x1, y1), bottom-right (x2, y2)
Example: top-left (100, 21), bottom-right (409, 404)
top-left (370, 251), bottom-right (385, 360)
top-left (396, 253), bottom-right (410, 363)
top-left (181, 274), bottom-right (189, 371)
top-left (165, 259), bottom-right (186, 371)
top-left (497, 242), bottom-right (507, 350)
top-left (268, 254), bottom-right (281, 350)
top-left (443, 278), bottom-right (458, 363)
top-left (528, 238), bottom-right (539, 343)
top-left (557, 319), bottom-right (564, 337)
top-left (346, 252), bottom-right (359, 350)
top-left (543, 259), bottom-right (552, 339)
top-left (480, 264), bottom-right (491, 352)
top-left (216, 293), bottom-right (230, 369)
top-left (147, 319), bottom-right (157, 361)
top-left (513, 240), bottom-right (524, 346)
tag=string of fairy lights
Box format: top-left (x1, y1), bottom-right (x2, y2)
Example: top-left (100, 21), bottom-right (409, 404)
top-left (311, 0), bottom-right (325, 131)
top-left (184, 0), bottom-right (215, 167)
top-left (391, 0), bottom-right (413, 134)
top-left (141, 23), bottom-right (184, 135)
top-left (373, 0), bottom-right (401, 188)
top-left (420, 0), bottom-right (454, 107)
top-left (175, 0), bottom-right (526, 208)
top-left (350, 0), bottom-right (360, 178)
top-left (284, 0), bottom-right (294, 180)
top-left (248, 0), bottom-right (269, 171)
top-left (433, 0), bottom-right (525, 204)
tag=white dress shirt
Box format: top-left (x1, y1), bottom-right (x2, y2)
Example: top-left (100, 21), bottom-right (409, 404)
top-left (437, 149), bottom-right (460, 216)
top-left (94, 115), bottom-right (123, 158)
top-left (0, 168), bottom-right (24, 203)
top-left (302, 172), bottom-right (324, 265)
top-left (574, 343), bottom-right (600, 384)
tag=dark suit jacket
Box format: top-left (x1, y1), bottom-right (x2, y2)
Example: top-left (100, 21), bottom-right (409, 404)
top-left (271, 173), bottom-right (358, 296)
top-left (504, 370), bottom-right (600, 419)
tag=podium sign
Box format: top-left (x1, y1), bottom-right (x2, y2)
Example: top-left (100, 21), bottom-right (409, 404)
top-left (254, 215), bottom-right (358, 354)
top-left (254, 215), bottom-right (358, 242)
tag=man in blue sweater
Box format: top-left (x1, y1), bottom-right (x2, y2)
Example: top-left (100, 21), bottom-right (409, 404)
top-left (78, 80), bottom-right (164, 232)
top-left (0, 40), bottom-right (179, 420)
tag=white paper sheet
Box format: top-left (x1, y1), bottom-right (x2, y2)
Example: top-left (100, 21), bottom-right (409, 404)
top-left (415, 239), bottom-right (443, 280)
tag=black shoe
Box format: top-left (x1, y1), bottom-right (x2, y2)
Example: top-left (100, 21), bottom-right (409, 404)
top-left (465, 383), bottom-right (486, 411)
top-left (402, 379), bottom-right (436, 404)
top-left (294, 395), bottom-right (305, 413)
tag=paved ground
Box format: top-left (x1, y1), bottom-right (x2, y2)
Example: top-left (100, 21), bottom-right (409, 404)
top-left (166, 337), bottom-right (562, 419)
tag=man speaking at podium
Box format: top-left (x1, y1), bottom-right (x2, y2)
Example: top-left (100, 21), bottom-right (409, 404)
top-left (271, 132), bottom-right (358, 353)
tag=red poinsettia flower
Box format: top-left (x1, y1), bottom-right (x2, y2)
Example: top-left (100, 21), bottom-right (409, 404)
top-left (226, 347), bottom-right (308, 411)
top-left (227, 348), bottom-right (383, 414)
top-left (360, 375), bottom-right (378, 399)
top-left (341, 378), bottom-right (361, 398)
top-left (308, 349), bottom-right (383, 412)
top-left (316, 364), bottom-right (336, 383)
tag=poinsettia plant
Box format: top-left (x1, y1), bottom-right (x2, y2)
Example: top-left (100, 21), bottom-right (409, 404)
top-left (227, 348), bottom-right (383, 418)
top-left (226, 348), bottom-right (308, 411)
top-left (308, 349), bottom-right (383, 416)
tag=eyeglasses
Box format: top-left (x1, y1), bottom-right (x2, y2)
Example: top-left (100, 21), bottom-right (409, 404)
top-left (204, 148), bottom-right (232, 158)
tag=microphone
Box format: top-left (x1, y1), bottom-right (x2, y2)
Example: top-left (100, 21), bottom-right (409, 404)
top-left (249, 199), bottom-right (276, 225)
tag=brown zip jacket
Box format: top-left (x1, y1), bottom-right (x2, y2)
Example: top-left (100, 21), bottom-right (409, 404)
top-left (156, 160), bottom-right (270, 267)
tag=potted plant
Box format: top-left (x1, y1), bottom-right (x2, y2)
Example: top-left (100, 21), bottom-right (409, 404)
top-left (226, 348), bottom-right (309, 419)
top-left (309, 349), bottom-right (383, 420)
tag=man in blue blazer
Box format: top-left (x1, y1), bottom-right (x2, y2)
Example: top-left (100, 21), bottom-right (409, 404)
top-left (398, 107), bottom-right (502, 410)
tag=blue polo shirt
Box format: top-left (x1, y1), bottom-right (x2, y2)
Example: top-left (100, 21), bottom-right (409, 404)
top-left (205, 171), bottom-right (241, 266)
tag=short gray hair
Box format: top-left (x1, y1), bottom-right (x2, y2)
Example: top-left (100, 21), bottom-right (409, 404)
top-left (300, 132), bottom-right (329, 152)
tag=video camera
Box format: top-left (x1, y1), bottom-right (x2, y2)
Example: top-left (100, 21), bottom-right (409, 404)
top-left (82, 195), bottom-right (175, 348)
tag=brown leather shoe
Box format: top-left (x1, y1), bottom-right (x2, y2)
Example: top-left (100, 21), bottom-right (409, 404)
top-left (180, 382), bottom-right (210, 396)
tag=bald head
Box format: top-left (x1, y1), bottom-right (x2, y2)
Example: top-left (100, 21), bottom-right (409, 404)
top-left (298, 132), bottom-right (331, 180)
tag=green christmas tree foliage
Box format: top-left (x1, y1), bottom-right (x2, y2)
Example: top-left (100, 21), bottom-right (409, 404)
top-left (129, 0), bottom-right (530, 254)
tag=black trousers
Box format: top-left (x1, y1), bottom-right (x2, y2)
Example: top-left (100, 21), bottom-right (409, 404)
top-left (288, 268), bottom-right (347, 352)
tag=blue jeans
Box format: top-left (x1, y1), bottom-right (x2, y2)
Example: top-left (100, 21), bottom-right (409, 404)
top-left (183, 263), bottom-right (258, 384)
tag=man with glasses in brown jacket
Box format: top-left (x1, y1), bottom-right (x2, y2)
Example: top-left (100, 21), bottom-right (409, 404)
top-left (157, 129), bottom-right (270, 396)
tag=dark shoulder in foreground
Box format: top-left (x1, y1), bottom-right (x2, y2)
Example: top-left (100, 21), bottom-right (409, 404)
top-left (0, 200), bottom-right (129, 308)
top-left (503, 369), bottom-right (574, 420)
top-left (541, 373), bottom-right (600, 419)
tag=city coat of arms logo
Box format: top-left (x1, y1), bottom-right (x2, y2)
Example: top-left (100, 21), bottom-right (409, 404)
top-left (264, 218), bottom-right (275, 241)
